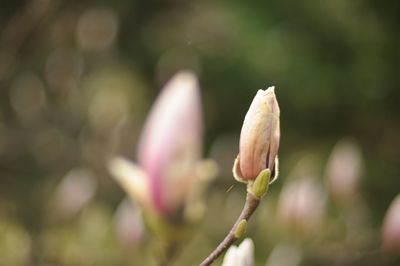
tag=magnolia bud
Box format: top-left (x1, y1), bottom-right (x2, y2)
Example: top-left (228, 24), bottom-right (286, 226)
top-left (113, 198), bottom-right (145, 247)
top-left (222, 238), bottom-right (254, 266)
top-left (233, 87), bottom-right (280, 183)
top-left (54, 168), bottom-right (97, 218)
top-left (382, 194), bottom-right (400, 253)
top-left (325, 139), bottom-right (363, 201)
top-left (137, 70), bottom-right (203, 215)
top-left (109, 71), bottom-right (216, 221)
top-left (277, 178), bottom-right (325, 233)
top-left (248, 169), bottom-right (270, 199)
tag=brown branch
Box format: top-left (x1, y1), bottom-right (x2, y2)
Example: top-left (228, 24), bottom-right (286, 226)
top-left (199, 192), bottom-right (260, 266)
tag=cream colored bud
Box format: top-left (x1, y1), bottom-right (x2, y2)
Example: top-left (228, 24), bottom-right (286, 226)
top-left (109, 71), bottom-right (216, 223)
top-left (382, 194), bottom-right (400, 253)
top-left (222, 238), bottom-right (254, 266)
top-left (235, 87), bottom-right (280, 183)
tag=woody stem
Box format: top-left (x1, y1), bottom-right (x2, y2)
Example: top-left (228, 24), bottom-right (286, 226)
top-left (199, 192), bottom-right (260, 266)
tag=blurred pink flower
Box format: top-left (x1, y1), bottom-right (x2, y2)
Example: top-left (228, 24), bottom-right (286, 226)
top-left (109, 71), bottom-right (216, 219)
top-left (54, 168), bottom-right (97, 218)
top-left (234, 87), bottom-right (280, 183)
top-left (325, 139), bottom-right (363, 201)
top-left (137, 70), bottom-right (202, 214)
top-left (382, 194), bottom-right (400, 253)
top-left (113, 198), bottom-right (145, 247)
top-left (277, 178), bottom-right (325, 233)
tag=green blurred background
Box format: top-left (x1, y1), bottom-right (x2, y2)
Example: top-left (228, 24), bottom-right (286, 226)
top-left (0, 0), bottom-right (399, 265)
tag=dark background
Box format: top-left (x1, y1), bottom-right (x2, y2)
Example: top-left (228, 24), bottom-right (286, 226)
top-left (0, 0), bottom-right (399, 265)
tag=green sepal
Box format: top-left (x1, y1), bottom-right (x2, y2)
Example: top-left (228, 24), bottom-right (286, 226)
top-left (248, 169), bottom-right (271, 198)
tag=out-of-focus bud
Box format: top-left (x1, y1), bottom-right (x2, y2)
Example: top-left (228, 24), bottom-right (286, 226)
top-left (108, 157), bottom-right (151, 210)
top-left (325, 139), bottom-right (363, 201)
top-left (233, 87), bottom-right (280, 184)
top-left (265, 244), bottom-right (302, 266)
top-left (277, 178), bottom-right (325, 233)
top-left (113, 198), bottom-right (145, 247)
top-left (137, 70), bottom-right (203, 215)
top-left (54, 168), bottom-right (97, 218)
top-left (222, 238), bottom-right (254, 266)
top-left (109, 71), bottom-right (216, 222)
top-left (382, 194), bottom-right (400, 253)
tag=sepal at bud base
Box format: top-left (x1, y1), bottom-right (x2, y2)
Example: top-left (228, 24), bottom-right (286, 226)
top-left (247, 169), bottom-right (271, 199)
top-left (233, 155), bottom-right (278, 185)
top-left (108, 157), bottom-right (150, 209)
top-left (233, 155), bottom-right (246, 183)
top-left (109, 157), bottom-right (217, 224)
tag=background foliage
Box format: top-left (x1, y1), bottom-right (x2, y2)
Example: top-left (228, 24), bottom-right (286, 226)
top-left (0, 0), bottom-right (399, 265)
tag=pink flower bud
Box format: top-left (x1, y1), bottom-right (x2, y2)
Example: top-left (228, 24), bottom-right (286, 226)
top-left (54, 168), bottom-right (97, 218)
top-left (109, 71), bottom-right (217, 221)
top-left (113, 199), bottom-right (145, 247)
top-left (325, 139), bottom-right (363, 201)
top-left (382, 194), bottom-right (400, 253)
top-left (234, 87), bottom-right (280, 183)
top-left (137, 70), bottom-right (203, 215)
top-left (277, 178), bottom-right (325, 233)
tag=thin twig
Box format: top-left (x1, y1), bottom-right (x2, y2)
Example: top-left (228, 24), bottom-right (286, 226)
top-left (199, 192), bottom-right (260, 266)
